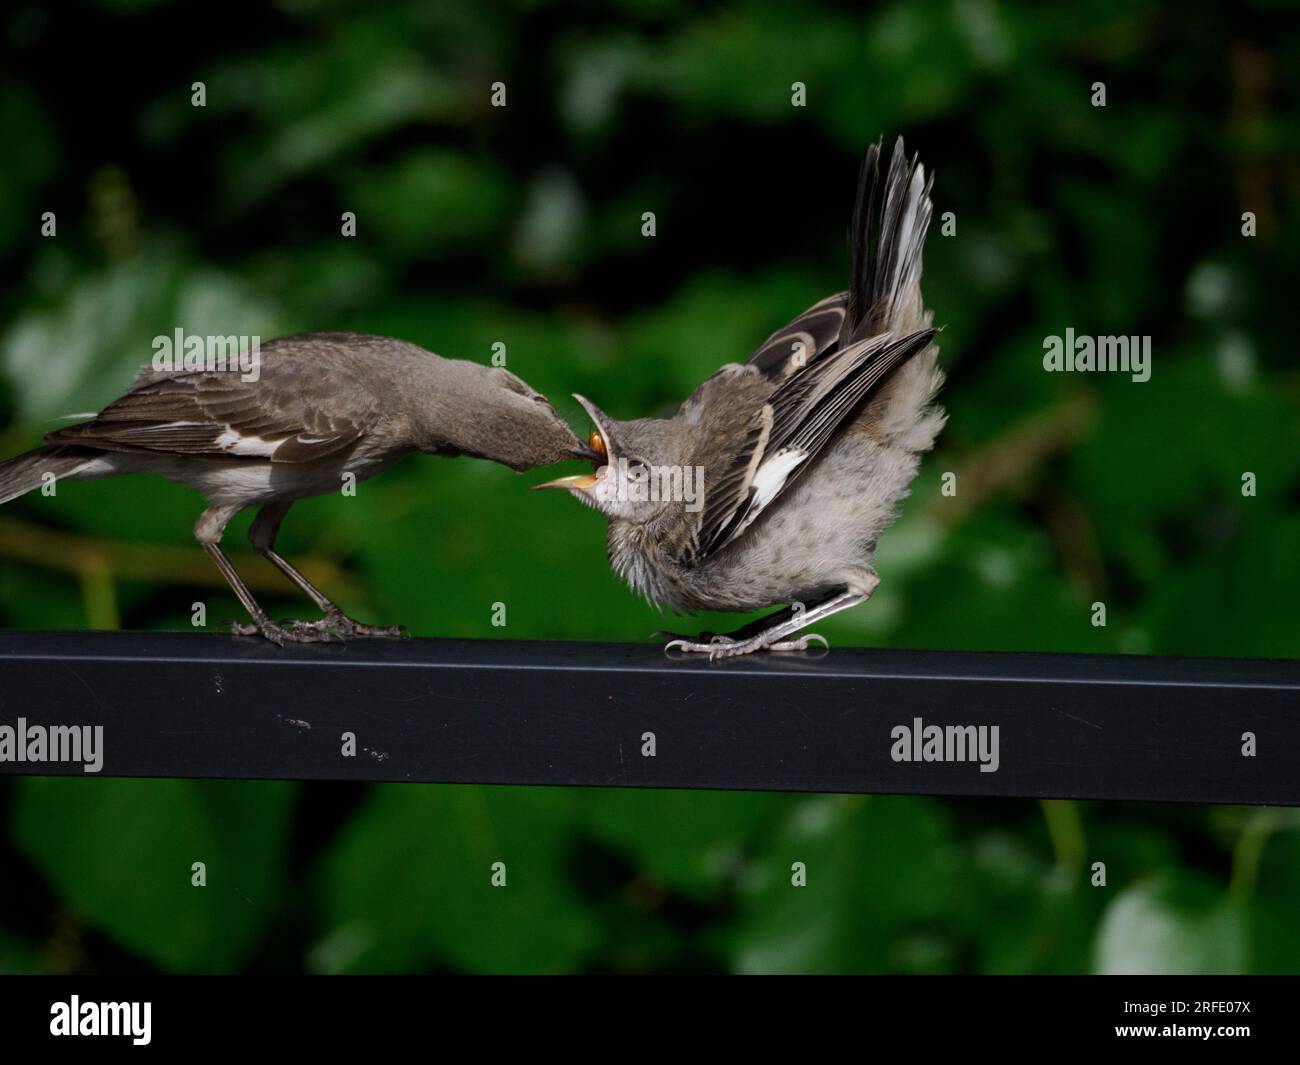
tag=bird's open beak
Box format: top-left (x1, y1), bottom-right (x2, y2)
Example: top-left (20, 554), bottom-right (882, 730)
top-left (533, 472), bottom-right (600, 491)
top-left (534, 394), bottom-right (618, 492)
top-left (572, 395), bottom-right (619, 459)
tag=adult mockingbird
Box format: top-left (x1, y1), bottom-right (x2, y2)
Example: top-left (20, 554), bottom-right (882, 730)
top-left (537, 138), bottom-right (944, 658)
top-left (0, 332), bottom-right (593, 642)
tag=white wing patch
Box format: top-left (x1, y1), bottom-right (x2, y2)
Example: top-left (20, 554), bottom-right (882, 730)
top-left (749, 446), bottom-right (808, 510)
top-left (214, 426), bottom-right (281, 457)
top-left (727, 445), bottom-right (808, 543)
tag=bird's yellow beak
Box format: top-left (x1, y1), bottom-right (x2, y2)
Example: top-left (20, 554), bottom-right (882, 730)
top-left (532, 472), bottom-right (599, 491)
top-left (534, 395), bottom-right (616, 492)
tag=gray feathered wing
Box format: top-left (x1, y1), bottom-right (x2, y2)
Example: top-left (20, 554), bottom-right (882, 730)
top-left (686, 137), bottom-right (937, 563)
top-left (45, 335), bottom-right (380, 464)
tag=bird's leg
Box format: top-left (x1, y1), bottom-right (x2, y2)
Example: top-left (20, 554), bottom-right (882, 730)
top-left (655, 607), bottom-right (795, 646)
top-left (264, 549), bottom-right (405, 639)
top-left (664, 570), bottom-right (879, 660)
top-left (248, 502), bottom-right (405, 639)
top-left (663, 593), bottom-right (852, 660)
top-left (195, 505), bottom-right (338, 644)
top-left (193, 505), bottom-right (311, 645)
top-left (202, 543), bottom-right (308, 645)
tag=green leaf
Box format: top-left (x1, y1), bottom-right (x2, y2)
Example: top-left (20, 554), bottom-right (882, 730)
top-left (1093, 876), bottom-right (1247, 974)
top-left (0, 87), bottom-right (57, 260)
top-left (14, 778), bottom-right (296, 972)
top-left (953, 828), bottom-right (1092, 973)
top-left (1245, 822), bottom-right (1300, 975)
top-left (889, 510), bottom-right (1115, 654)
top-left (579, 788), bottom-right (784, 899)
top-left (317, 784), bottom-right (599, 973)
top-left (342, 150), bottom-right (514, 257)
top-left (730, 795), bottom-right (957, 973)
top-left (1142, 515), bottom-right (1300, 659)
top-left (0, 248), bottom-right (282, 427)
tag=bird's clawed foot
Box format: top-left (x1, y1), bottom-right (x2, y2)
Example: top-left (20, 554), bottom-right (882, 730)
top-left (663, 631), bottom-right (829, 661)
top-left (228, 617), bottom-right (337, 645)
top-left (286, 610), bottom-right (407, 640)
top-left (229, 610), bottom-right (406, 644)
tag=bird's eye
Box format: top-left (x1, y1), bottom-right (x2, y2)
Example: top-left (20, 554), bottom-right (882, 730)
top-left (625, 458), bottom-right (649, 477)
top-left (588, 430), bottom-right (607, 458)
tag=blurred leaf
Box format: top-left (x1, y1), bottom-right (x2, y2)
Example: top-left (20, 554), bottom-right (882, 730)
top-left (730, 795), bottom-right (957, 973)
top-left (1142, 514), bottom-right (1300, 658)
top-left (343, 150), bottom-right (513, 258)
top-left (1, 247), bottom-right (282, 427)
top-left (1250, 828), bottom-right (1300, 974)
top-left (579, 788), bottom-right (784, 899)
top-left (1073, 353), bottom-right (1300, 529)
top-left (953, 829), bottom-right (1092, 972)
top-left (890, 510), bottom-right (1115, 653)
top-left (0, 564), bottom-right (96, 630)
top-left (0, 87), bottom-right (58, 261)
top-left (1093, 876), bottom-right (1247, 974)
top-left (318, 785), bottom-right (599, 973)
top-left (14, 778), bottom-right (296, 972)
top-left (205, 18), bottom-right (475, 209)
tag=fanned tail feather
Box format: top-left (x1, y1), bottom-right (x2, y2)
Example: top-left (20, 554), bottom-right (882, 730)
top-left (0, 446), bottom-right (102, 504)
top-left (843, 137), bottom-right (944, 453)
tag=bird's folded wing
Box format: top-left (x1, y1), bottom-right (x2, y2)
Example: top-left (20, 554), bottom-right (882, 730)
top-left (744, 292), bottom-right (848, 382)
top-left (691, 327), bottom-right (937, 560)
top-left (690, 401), bottom-right (773, 561)
top-left (44, 368), bottom-right (379, 464)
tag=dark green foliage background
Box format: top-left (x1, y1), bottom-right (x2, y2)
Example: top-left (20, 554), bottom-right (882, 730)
top-left (1, 0), bottom-right (1297, 973)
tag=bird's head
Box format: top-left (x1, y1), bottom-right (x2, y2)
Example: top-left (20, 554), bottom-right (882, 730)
top-left (533, 395), bottom-right (701, 524)
top-left (484, 368), bottom-right (600, 471)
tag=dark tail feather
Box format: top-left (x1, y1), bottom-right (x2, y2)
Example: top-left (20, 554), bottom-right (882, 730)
top-left (843, 141), bottom-right (882, 340)
top-left (0, 446), bottom-right (92, 505)
top-left (841, 136), bottom-right (934, 344)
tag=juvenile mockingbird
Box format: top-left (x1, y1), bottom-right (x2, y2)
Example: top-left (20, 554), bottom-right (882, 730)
top-left (0, 332), bottom-right (593, 643)
top-left (537, 138), bottom-right (944, 658)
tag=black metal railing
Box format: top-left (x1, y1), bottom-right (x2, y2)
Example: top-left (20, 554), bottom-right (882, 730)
top-left (1, 630), bottom-right (1297, 805)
